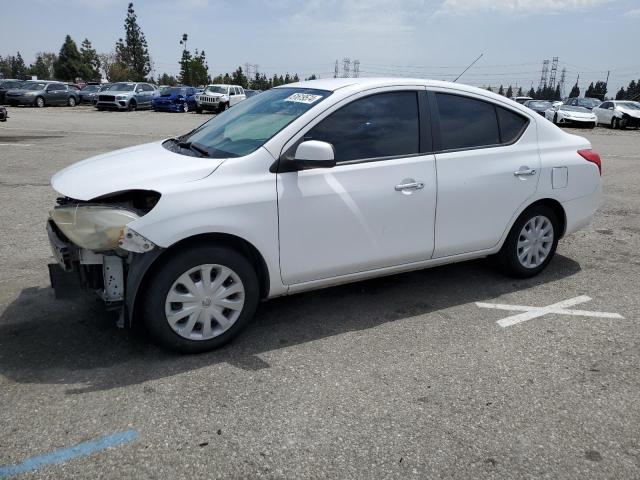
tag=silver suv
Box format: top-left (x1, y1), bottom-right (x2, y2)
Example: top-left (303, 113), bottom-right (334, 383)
top-left (95, 82), bottom-right (157, 111)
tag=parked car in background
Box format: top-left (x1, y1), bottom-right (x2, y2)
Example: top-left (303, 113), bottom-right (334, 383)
top-left (46, 78), bottom-right (602, 353)
top-left (523, 100), bottom-right (553, 116)
top-left (513, 96), bottom-right (533, 104)
top-left (244, 89), bottom-right (261, 98)
top-left (79, 84), bottom-right (106, 104)
top-left (0, 79), bottom-right (23, 104)
top-left (564, 97), bottom-right (602, 110)
top-left (0, 106), bottom-right (7, 122)
top-left (5, 81), bottom-right (79, 107)
top-left (593, 100), bottom-right (640, 129)
top-left (94, 82), bottom-right (157, 111)
top-left (152, 86), bottom-right (198, 112)
top-left (195, 84), bottom-right (246, 113)
top-left (545, 104), bottom-right (597, 128)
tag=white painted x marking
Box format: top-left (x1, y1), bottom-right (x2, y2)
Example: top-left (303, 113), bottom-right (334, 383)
top-left (476, 295), bottom-right (624, 328)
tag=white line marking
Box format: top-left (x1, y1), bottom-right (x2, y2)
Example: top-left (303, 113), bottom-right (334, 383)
top-left (476, 295), bottom-right (624, 328)
top-left (0, 143), bottom-right (32, 147)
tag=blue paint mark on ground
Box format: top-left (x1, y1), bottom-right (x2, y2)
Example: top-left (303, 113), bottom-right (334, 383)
top-left (0, 430), bottom-right (139, 478)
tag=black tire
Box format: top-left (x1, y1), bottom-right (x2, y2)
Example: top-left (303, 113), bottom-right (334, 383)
top-left (218, 102), bottom-right (229, 113)
top-left (553, 113), bottom-right (558, 125)
top-left (68, 96), bottom-right (77, 107)
top-left (127, 100), bottom-right (137, 111)
top-left (142, 245), bottom-right (260, 353)
top-left (34, 96), bottom-right (45, 108)
top-left (619, 117), bottom-right (628, 130)
top-left (495, 204), bottom-right (560, 278)
top-left (611, 118), bottom-right (618, 129)
top-left (196, 106), bottom-right (203, 113)
top-left (589, 122), bottom-right (596, 129)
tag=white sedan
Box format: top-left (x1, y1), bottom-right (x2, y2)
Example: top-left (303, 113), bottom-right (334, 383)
top-left (47, 78), bottom-right (602, 352)
top-left (545, 104), bottom-right (597, 128)
top-left (593, 100), bottom-right (640, 129)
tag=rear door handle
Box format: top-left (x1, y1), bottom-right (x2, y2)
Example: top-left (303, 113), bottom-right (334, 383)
top-left (395, 181), bottom-right (425, 191)
top-left (514, 168), bottom-right (537, 176)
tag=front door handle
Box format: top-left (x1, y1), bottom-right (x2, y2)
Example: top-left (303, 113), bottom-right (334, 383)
top-left (395, 181), bottom-right (425, 191)
top-left (514, 168), bottom-right (537, 177)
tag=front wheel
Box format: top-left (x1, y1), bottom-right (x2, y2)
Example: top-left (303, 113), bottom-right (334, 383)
top-left (127, 100), bottom-right (137, 111)
top-left (495, 205), bottom-right (559, 278)
top-left (553, 113), bottom-right (558, 125)
top-left (611, 118), bottom-right (618, 129)
top-left (35, 96), bottom-right (45, 108)
top-left (183, 103), bottom-right (189, 113)
top-left (68, 96), bottom-right (76, 107)
top-left (142, 246), bottom-right (260, 353)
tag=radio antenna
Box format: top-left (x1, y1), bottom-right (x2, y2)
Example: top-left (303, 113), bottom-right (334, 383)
top-left (454, 53), bottom-right (483, 82)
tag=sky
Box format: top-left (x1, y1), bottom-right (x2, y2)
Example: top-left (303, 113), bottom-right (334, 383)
top-left (2, 0), bottom-right (639, 94)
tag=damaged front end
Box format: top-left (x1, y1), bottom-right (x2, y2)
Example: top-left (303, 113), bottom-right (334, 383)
top-left (47, 190), bottom-right (161, 325)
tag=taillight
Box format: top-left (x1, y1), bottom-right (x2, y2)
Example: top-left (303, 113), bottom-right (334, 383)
top-left (578, 149), bottom-right (601, 175)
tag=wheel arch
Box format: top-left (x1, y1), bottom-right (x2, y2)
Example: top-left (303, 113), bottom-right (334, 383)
top-left (126, 232), bottom-right (270, 327)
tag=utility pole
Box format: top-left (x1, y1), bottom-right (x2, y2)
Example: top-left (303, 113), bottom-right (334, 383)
top-left (342, 58), bottom-right (351, 78)
top-left (559, 67), bottom-right (566, 98)
top-left (334, 60), bottom-right (339, 78)
top-left (549, 57), bottom-right (558, 89)
top-left (538, 59), bottom-right (549, 90)
top-left (605, 70), bottom-right (610, 96)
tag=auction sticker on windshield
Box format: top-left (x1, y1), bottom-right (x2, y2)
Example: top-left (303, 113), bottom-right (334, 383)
top-left (284, 93), bottom-right (323, 104)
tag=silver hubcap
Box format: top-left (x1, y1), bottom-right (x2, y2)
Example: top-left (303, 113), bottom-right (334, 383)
top-left (517, 215), bottom-right (554, 268)
top-left (164, 264), bottom-right (245, 341)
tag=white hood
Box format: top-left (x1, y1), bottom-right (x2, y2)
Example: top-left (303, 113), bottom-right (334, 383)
top-left (561, 109), bottom-right (596, 119)
top-left (618, 106), bottom-right (640, 119)
top-left (51, 141), bottom-right (225, 200)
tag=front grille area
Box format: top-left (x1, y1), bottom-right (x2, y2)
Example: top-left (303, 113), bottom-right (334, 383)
top-left (98, 95), bottom-right (115, 102)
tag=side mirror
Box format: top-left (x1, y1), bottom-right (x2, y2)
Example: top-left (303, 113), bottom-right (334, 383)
top-left (294, 140), bottom-right (336, 169)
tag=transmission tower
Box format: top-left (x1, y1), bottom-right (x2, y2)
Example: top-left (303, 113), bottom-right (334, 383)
top-left (549, 57), bottom-right (559, 88)
top-left (353, 59), bottom-right (360, 78)
top-left (538, 59), bottom-right (549, 90)
top-left (334, 60), bottom-right (339, 78)
top-left (342, 58), bottom-right (351, 78)
top-left (558, 67), bottom-right (566, 98)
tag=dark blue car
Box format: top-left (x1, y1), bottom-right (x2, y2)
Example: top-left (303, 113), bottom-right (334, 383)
top-left (152, 86), bottom-right (197, 112)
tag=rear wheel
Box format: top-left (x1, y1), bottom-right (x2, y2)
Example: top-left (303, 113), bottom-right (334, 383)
top-left (35, 96), bottom-right (45, 108)
top-left (495, 205), bottom-right (559, 278)
top-left (142, 246), bottom-right (260, 353)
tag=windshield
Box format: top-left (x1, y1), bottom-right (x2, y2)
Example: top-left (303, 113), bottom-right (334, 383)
top-left (578, 98), bottom-right (601, 107)
top-left (109, 83), bottom-right (135, 92)
top-left (1, 80), bottom-right (23, 89)
top-left (560, 105), bottom-right (589, 112)
top-left (204, 85), bottom-right (228, 95)
top-left (181, 87), bottom-right (331, 158)
top-left (82, 85), bottom-right (99, 92)
top-left (21, 82), bottom-right (47, 91)
top-left (527, 101), bottom-right (552, 108)
top-left (161, 87), bottom-right (187, 96)
top-left (618, 102), bottom-right (640, 110)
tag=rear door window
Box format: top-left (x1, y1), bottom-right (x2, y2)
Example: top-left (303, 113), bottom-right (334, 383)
top-left (435, 93), bottom-right (528, 151)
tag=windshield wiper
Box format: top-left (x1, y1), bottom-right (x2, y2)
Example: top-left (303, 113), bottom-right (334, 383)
top-left (166, 138), bottom-right (210, 157)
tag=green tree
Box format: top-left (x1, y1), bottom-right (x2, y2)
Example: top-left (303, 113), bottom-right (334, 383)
top-left (12, 52), bottom-right (28, 78)
top-left (190, 50), bottom-right (209, 86)
top-left (305, 74), bottom-right (317, 81)
top-left (115, 2), bottom-right (151, 81)
top-left (584, 82), bottom-right (595, 98)
top-left (54, 36), bottom-right (84, 81)
top-left (569, 83), bottom-right (580, 98)
top-left (486, 86), bottom-right (493, 92)
top-left (505, 85), bottom-right (513, 98)
top-left (615, 87), bottom-right (626, 100)
top-left (527, 87), bottom-right (535, 98)
top-left (498, 85), bottom-right (504, 96)
top-left (517, 86), bottom-right (523, 96)
top-left (231, 67), bottom-right (248, 88)
top-left (157, 73), bottom-right (178, 85)
top-left (80, 39), bottom-right (101, 80)
top-left (30, 55), bottom-right (50, 79)
top-left (178, 48), bottom-right (193, 85)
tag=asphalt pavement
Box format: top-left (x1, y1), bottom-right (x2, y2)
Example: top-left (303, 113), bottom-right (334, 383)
top-left (1, 106), bottom-right (639, 479)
